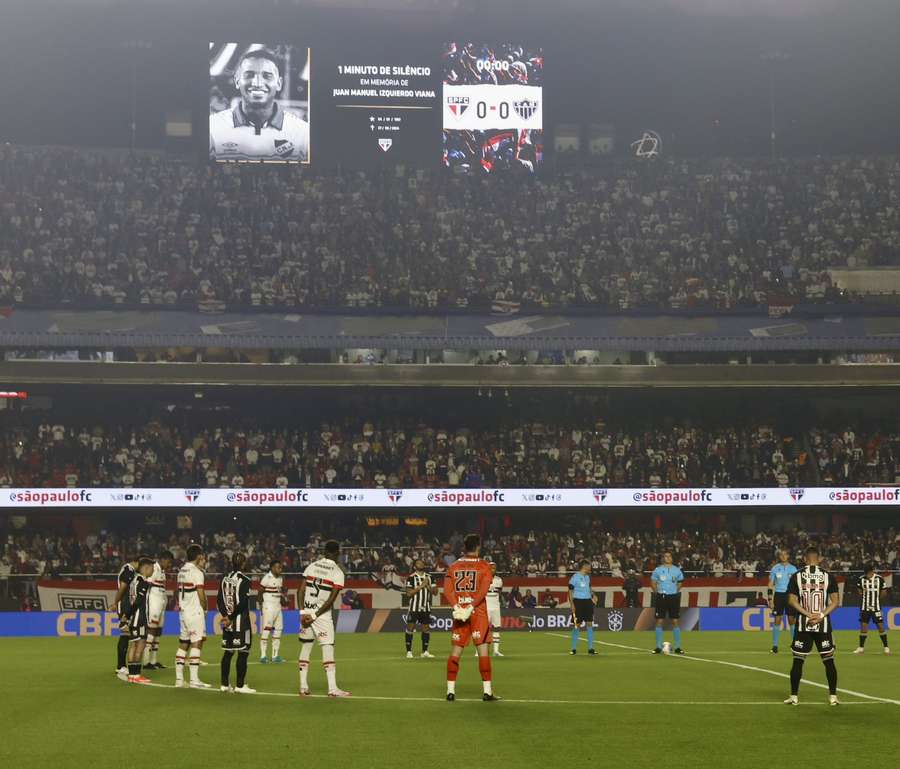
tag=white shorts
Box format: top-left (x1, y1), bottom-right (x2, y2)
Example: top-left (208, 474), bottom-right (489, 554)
top-left (148, 591), bottom-right (167, 627)
top-left (487, 606), bottom-right (502, 628)
top-left (261, 606), bottom-right (283, 635)
top-left (299, 613), bottom-right (334, 646)
top-left (179, 611), bottom-right (206, 644)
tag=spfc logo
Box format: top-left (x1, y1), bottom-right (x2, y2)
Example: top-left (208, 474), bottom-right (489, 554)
top-left (387, 490), bottom-right (403, 505)
top-left (513, 99), bottom-right (539, 120)
top-left (592, 488), bottom-right (608, 503)
top-left (378, 138), bottom-right (392, 152)
top-left (447, 95), bottom-right (469, 117)
top-left (789, 488), bottom-right (805, 503)
top-left (607, 610), bottom-right (624, 632)
top-left (184, 489), bottom-right (200, 503)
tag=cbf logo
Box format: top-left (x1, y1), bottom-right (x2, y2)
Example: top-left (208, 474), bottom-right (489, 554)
top-left (592, 489), bottom-right (608, 504)
top-left (513, 98), bottom-right (539, 120)
top-left (184, 489), bottom-right (200, 504)
top-left (789, 488), bottom-right (805, 503)
top-left (446, 95), bottom-right (469, 117)
top-left (607, 610), bottom-right (624, 632)
top-left (387, 490), bottom-right (403, 505)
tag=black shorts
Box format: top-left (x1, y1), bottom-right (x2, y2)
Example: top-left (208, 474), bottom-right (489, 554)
top-left (128, 611), bottom-right (147, 641)
top-left (791, 630), bottom-right (835, 659)
top-left (406, 610), bottom-right (433, 626)
top-left (222, 614), bottom-right (252, 651)
top-left (573, 598), bottom-right (594, 625)
top-left (859, 610), bottom-right (884, 625)
top-left (654, 594), bottom-right (681, 620)
top-left (772, 592), bottom-right (798, 618)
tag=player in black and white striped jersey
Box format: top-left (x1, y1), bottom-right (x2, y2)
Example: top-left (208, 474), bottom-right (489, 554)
top-left (852, 564), bottom-right (890, 655)
top-left (785, 546), bottom-right (841, 706)
top-left (112, 555), bottom-right (139, 679)
top-left (217, 552), bottom-right (255, 694)
top-left (405, 560), bottom-right (437, 659)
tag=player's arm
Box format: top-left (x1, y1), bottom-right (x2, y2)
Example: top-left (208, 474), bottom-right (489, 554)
top-left (197, 584), bottom-right (208, 613)
top-left (822, 577), bottom-right (840, 618)
top-left (297, 578), bottom-right (307, 609)
top-left (767, 570), bottom-right (776, 605)
top-left (237, 578), bottom-right (250, 616)
top-left (112, 579), bottom-right (128, 616)
top-left (443, 569), bottom-right (457, 607)
top-left (216, 581), bottom-right (229, 626)
top-left (470, 566), bottom-right (491, 608)
top-left (315, 583), bottom-right (340, 619)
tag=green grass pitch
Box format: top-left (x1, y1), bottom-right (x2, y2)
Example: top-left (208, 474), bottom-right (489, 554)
top-left (2, 631), bottom-right (898, 769)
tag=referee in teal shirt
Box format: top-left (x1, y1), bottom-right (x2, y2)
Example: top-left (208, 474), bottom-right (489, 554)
top-left (651, 551), bottom-right (684, 654)
top-left (568, 560), bottom-right (598, 655)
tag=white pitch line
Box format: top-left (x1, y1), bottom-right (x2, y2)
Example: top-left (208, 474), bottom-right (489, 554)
top-left (548, 634), bottom-right (900, 706)
top-left (138, 682), bottom-right (884, 706)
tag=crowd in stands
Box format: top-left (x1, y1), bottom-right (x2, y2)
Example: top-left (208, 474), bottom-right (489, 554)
top-left (2, 145), bottom-right (898, 313)
top-left (0, 414), bottom-right (815, 489)
top-left (3, 522), bottom-right (897, 586)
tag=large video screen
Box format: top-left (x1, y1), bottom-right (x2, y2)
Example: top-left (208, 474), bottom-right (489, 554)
top-left (205, 35), bottom-right (543, 170)
top-left (209, 43), bottom-right (310, 163)
top-left (324, 49), bottom-right (438, 165)
top-left (442, 42), bottom-right (543, 173)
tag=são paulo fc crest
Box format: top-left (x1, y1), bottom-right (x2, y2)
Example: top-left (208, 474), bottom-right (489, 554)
top-left (592, 488), bottom-right (608, 503)
top-left (513, 98), bottom-right (539, 120)
top-left (387, 490), bottom-right (403, 505)
top-left (378, 138), bottom-right (392, 152)
top-left (184, 489), bottom-right (200, 503)
top-left (789, 488), bottom-right (805, 503)
top-left (446, 95), bottom-right (469, 117)
top-left (607, 610), bottom-right (624, 632)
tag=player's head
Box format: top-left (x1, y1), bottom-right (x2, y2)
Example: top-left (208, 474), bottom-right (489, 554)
top-left (865, 562), bottom-right (876, 576)
top-left (234, 49), bottom-right (282, 112)
top-left (231, 552), bottom-right (247, 571)
top-left (138, 557), bottom-right (154, 577)
top-left (490, 562), bottom-right (497, 576)
top-left (186, 543), bottom-right (204, 565)
top-left (662, 550), bottom-right (673, 565)
top-left (270, 559), bottom-right (283, 576)
top-left (804, 545), bottom-right (820, 566)
top-left (579, 559), bottom-right (591, 574)
top-left (159, 550), bottom-right (174, 569)
top-left (778, 549), bottom-right (790, 563)
top-left (414, 559), bottom-right (426, 573)
top-left (463, 533), bottom-right (481, 556)
top-left (324, 540), bottom-right (340, 560)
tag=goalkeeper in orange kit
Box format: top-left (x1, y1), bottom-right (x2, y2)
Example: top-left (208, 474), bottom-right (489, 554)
top-left (443, 533), bottom-right (499, 702)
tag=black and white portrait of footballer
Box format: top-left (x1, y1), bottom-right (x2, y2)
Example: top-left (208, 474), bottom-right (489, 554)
top-left (209, 43), bottom-right (310, 163)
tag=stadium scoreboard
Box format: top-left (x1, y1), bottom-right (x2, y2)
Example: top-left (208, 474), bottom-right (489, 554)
top-left (208, 35), bottom-right (543, 172)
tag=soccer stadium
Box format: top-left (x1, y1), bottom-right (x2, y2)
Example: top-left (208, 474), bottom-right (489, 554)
top-left (2, 0), bottom-right (900, 767)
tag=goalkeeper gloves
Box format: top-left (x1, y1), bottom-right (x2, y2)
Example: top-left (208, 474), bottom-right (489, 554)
top-left (452, 604), bottom-right (474, 622)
